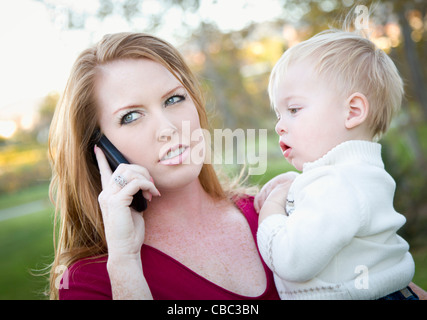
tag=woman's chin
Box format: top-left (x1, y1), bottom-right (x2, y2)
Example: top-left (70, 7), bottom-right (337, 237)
top-left (154, 162), bottom-right (204, 191)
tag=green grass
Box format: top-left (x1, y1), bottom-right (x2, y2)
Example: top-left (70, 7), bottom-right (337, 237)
top-left (412, 246), bottom-right (427, 291)
top-left (0, 182), bottom-right (53, 300)
top-left (0, 208), bottom-right (54, 299)
top-left (0, 183), bottom-right (50, 210)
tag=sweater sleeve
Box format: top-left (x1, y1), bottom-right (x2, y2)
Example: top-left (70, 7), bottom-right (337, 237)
top-left (257, 170), bottom-right (367, 282)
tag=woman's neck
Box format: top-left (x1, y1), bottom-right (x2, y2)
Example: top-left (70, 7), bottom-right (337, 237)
top-left (143, 178), bottom-right (216, 224)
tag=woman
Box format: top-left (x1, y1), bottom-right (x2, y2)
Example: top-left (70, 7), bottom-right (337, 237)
top-left (48, 32), bottom-right (279, 299)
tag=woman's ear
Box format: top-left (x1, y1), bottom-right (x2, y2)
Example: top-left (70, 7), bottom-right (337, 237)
top-left (345, 92), bottom-right (369, 129)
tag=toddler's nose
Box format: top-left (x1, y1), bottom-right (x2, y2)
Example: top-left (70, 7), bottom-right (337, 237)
top-left (275, 119), bottom-right (287, 136)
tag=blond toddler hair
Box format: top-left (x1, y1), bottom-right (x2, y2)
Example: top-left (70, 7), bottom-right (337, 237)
top-left (268, 29), bottom-right (404, 140)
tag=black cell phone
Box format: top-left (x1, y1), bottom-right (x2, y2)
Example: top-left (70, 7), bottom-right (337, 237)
top-left (93, 132), bottom-right (147, 212)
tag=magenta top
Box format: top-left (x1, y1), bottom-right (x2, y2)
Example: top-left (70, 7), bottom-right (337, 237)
top-left (59, 196), bottom-right (280, 300)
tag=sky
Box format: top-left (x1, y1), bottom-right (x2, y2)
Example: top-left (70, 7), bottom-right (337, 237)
top-left (0, 0), bottom-right (284, 138)
top-left (0, 0), bottom-right (91, 133)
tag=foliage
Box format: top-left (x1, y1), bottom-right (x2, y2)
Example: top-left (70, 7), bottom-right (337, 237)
top-left (0, 144), bottom-right (50, 194)
top-left (0, 91), bottom-right (56, 195)
top-left (382, 123), bottom-right (427, 242)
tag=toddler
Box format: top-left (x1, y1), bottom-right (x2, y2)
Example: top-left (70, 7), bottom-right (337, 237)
top-left (256, 29), bottom-right (417, 300)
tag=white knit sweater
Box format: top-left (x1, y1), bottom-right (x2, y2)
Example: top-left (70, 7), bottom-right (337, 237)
top-left (257, 140), bottom-right (415, 300)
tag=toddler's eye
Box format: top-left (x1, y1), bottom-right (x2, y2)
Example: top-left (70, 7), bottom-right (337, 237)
top-left (288, 106), bottom-right (301, 114)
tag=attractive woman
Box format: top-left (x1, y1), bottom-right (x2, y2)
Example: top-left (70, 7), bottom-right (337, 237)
top-left (48, 32), bottom-right (279, 300)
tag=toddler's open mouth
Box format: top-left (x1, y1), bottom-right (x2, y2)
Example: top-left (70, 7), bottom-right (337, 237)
top-left (280, 141), bottom-right (291, 158)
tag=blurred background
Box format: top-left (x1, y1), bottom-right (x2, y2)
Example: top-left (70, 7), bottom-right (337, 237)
top-left (0, 0), bottom-right (426, 299)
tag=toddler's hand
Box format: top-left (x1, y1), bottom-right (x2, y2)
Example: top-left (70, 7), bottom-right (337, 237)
top-left (254, 171), bottom-right (299, 213)
top-left (258, 182), bottom-right (294, 224)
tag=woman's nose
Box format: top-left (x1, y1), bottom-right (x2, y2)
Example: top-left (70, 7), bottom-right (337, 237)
top-left (158, 126), bottom-right (177, 141)
top-left (155, 112), bottom-right (178, 141)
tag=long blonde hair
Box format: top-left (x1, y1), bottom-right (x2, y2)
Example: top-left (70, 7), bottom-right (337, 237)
top-left (48, 32), bottom-right (228, 299)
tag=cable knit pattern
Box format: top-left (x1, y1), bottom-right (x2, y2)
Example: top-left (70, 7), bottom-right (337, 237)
top-left (257, 140), bottom-right (415, 300)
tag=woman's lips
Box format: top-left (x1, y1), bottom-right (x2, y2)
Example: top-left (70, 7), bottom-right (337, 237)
top-left (280, 141), bottom-right (291, 158)
top-left (159, 144), bottom-right (190, 165)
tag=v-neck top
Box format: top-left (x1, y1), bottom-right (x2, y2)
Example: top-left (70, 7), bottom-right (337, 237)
top-left (59, 196), bottom-right (280, 300)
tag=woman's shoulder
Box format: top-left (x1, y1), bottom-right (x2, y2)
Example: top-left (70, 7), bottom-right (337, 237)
top-left (59, 255), bottom-right (112, 300)
top-left (232, 194), bottom-right (258, 235)
top-left (234, 194), bottom-right (256, 215)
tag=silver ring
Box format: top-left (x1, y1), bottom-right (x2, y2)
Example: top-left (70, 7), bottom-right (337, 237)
top-left (114, 175), bottom-right (127, 188)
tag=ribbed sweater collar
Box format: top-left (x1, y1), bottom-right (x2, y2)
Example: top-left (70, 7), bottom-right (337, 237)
top-left (302, 140), bottom-right (384, 172)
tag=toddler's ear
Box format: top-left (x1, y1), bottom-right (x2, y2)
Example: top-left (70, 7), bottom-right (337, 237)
top-left (345, 92), bottom-right (369, 129)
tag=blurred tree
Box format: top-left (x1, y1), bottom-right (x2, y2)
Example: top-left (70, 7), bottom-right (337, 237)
top-left (188, 23), bottom-right (274, 130)
top-left (34, 92), bottom-right (59, 143)
top-left (0, 92), bottom-right (59, 193)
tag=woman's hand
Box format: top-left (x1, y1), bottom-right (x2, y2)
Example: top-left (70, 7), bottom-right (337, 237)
top-left (95, 145), bottom-right (160, 258)
top-left (95, 146), bottom-right (159, 299)
top-left (254, 171), bottom-right (299, 213)
top-left (410, 282), bottom-right (427, 300)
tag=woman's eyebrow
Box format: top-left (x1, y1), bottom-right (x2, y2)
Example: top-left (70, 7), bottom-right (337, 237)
top-left (112, 85), bottom-right (185, 115)
top-left (113, 104), bottom-right (144, 115)
top-left (161, 85), bottom-right (184, 99)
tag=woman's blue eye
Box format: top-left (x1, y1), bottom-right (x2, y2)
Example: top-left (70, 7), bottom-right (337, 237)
top-left (120, 111), bottom-right (141, 125)
top-left (165, 94), bottom-right (185, 107)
